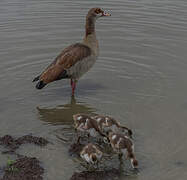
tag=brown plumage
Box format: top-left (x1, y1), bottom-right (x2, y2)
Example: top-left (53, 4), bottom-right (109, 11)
top-left (73, 113), bottom-right (106, 142)
top-left (108, 132), bottom-right (138, 169)
top-left (33, 8), bottom-right (111, 95)
top-left (37, 44), bottom-right (91, 84)
top-left (92, 115), bottom-right (133, 137)
top-left (80, 143), bottom-right (103, 165)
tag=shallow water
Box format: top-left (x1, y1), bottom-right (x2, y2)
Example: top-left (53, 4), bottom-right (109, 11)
top-left (0, 0), bottom-right (187, 179)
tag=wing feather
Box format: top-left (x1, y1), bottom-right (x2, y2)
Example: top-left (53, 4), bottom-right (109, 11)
top-left (39, 43), bottom-right (91, 83)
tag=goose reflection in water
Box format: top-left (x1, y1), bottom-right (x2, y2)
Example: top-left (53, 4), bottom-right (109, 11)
top-left (37, 96), bottom-right (96, 125)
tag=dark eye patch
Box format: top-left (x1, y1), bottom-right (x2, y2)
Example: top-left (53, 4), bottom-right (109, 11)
top-left (95, 8), bottom-right (102, 14)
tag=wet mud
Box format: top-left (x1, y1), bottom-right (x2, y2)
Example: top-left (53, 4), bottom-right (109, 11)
top-left (0, 135), bottom-right (49, 154)
top-left (0, 134), bottom-right (49, 180)
top-left (0, 156), bottom-right (44, 180)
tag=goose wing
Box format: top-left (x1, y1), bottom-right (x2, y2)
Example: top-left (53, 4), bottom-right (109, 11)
top-left (36, 43), bottom-right (91, 84)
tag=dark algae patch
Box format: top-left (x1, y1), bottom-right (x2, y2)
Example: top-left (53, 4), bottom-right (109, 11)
top-left (70, 168), bottom-right (121, 180)
top-left (16, 135), bottom-right (49, 146)
top-left (0, 156), bottom-right (44, 180)
top-left (0, 134), bottom-right (49, 180)
top-left (0, 135), bottom-right (49, 154)
top-left (0, 135), bottom-right (18, 154)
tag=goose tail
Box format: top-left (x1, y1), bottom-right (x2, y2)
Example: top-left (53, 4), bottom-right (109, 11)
top-left (32, 75), bottom-right (40, 82)
top-left (36, 81), bottom-right (47, 89)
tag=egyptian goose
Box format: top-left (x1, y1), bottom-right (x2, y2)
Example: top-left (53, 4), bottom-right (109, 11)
top-left (33, 8), bottom-right (111, 95)
top-left (80, 143), bottom-right (103, 168)
top-left (108, 131), bottom-right (138, 169)
top-left (92, 115), bottom-right (133, 138)
top-left (73, 113), bottom-right (105, 142)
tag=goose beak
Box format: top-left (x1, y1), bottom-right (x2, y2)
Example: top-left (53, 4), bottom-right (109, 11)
top-left (102, 11), bottom-right (111, 17)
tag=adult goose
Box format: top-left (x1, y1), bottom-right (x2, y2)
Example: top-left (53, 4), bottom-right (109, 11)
top-left (33, 8), bottom-right (111, 95)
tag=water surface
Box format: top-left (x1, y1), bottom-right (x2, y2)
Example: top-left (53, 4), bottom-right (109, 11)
top-left (0, 0), bottom-right (187, 179)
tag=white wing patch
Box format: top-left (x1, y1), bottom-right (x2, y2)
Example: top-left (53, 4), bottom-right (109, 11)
top-left (83, 153), bottom-right (90, 163)
top-left (77, 122), bottom-right (85, 131)
top-left (116, 137), bottom-right (123, 148)
top-left (132, 144), bottom-right (134, 152)
top-left (105, 117), bottom-right (109, 126)
top-left (130, 158), bottom-right (134, 168)
top-left (84, 119), bottom-right (89, 129)
top-left (105, 117), bottom-right (109, 121)
top-left (77, 116), bottom-right (82, 120)
top-left (112, 135), bottom-right (117, 140)
top-left (96, 117), bottom-right (102, 122)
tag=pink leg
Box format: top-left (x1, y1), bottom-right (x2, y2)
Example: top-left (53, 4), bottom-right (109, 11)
top-left (70, 79), bottom-right (76, 96)
top-left (72, 81), bottom-right (76, 95)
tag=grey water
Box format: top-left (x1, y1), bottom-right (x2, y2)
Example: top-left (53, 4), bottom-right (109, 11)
top-left (0, 0), bottom-right (187, 179)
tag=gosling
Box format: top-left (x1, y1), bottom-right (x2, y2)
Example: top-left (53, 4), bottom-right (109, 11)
top-left (80, 143), bottom-right (103, 169)
top-left (108, 131), bottom-right (138, 169)
top-left (92, 115), bottom-right (132, 138)
top-left (73, 113), bottom-right (105, 142)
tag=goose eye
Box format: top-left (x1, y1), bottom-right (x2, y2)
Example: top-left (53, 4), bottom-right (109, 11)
top-left (95, 9), bottom-right (102, 14)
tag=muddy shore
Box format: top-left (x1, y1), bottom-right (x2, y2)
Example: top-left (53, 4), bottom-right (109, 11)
top-left (0, 135), bottom-right (48, 180)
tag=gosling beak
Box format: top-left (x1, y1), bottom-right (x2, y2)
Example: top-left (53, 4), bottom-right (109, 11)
top-left (102, 11), bottom-right (111, 17)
